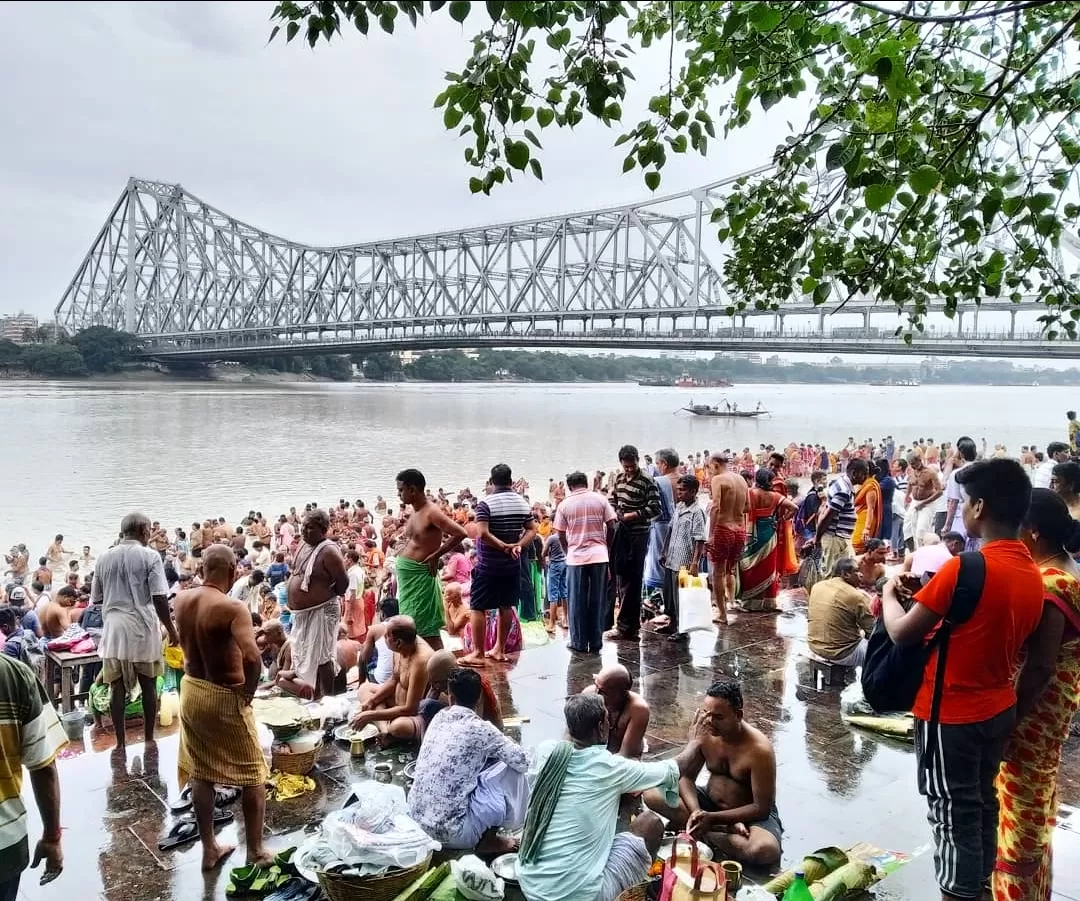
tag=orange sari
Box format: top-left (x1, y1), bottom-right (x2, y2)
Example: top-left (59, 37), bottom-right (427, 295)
top-left (852, 476), bottom-right (881, 553)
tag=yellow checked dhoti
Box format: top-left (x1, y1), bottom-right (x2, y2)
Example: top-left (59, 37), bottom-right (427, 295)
top-left (177, 675), bottom-right (269, 788)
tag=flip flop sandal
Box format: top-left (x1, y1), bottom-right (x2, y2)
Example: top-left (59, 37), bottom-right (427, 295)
top-left (264, 878), bottom-right (316, 901)
top-left (168, 786), bottom-right (193, 813)
top-left (215, 785), bottom-right (242, 806)
top-left (225, 864), bottom-right (289, 897)
top-left (273, 848), bottom-right (298, 875)
top-left (158, 820), bottom-right (199, 851)
top-left (158, 810), bottom-right (236, 851)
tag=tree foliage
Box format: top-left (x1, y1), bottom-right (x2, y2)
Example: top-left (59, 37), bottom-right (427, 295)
top-left (271, 0), bottom-right (1080, 335)
top-left (69, 325), bottom-right (141, 373)
top-left (18, 344), bottom-right (88, 377)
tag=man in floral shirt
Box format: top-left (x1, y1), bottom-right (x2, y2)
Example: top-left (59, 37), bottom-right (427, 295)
top-left (408, 668), bottom-right (528, 854)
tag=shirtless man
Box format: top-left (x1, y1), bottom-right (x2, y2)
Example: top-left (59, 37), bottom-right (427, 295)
top-left (708, 454), bottom-right (749, 624)
top-left (644, 679), bottom-right (781, 867)
top-left (41, 586), bottom-right (77, 639)
top-left (583, 664), bottom-right (650, 758)
top-left (283, 510), bottom-right (349, 699)
top-left (6, 544), bottom-right (28, 583)
top-left (46, 534), bottom-right (71, 572)
top-left (349, 616), bottom-right (433, 746)
top-left (212, 518), bottom-right (232, 542)
top-left (173, 545), bottom-right (271, 872)
top-left (149, 521), bottom-right (169, 558)
top-left (394, 469), bottom-right (468, 651)
top-left (855, 538), bottom-right (888, 590)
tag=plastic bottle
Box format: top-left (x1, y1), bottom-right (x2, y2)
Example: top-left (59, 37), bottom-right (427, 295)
top-left (158, 690), bottom-right (179, 726)
top-left (781, 871), bottom-right (814, 901)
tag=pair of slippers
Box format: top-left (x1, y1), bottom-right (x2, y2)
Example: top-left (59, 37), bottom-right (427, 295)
top-left (158, 785), bottom-right (243, 851)
top-left (226, 849), bottom-right (312, 898)
top-left (169, 784), bottom-right (241, 813)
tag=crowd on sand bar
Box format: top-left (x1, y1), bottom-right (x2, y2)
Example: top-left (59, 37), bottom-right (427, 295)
top-left (1, 419), bottom-right (1080, 900)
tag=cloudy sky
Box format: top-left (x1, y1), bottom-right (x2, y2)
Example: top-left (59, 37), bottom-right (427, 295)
top-left (0, 1), bottom-right (800, 320)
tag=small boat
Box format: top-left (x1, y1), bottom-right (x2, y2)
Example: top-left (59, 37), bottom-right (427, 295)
top-left (869, 378), bottom-right (921, 387)
top-left (675, 373), bottom-right (734, 388)
top-left (682, 403), bottom-right (769, 418)
top-left (638, 377), bottom-right (676, 387)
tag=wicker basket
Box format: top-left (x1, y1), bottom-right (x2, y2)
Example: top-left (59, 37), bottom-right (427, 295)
top-left (317, 854), bottom-right (432, 901)
top-left (615, 882), bottom-right (648, 901)
top-left (271, 740), bottom-right (321, 775)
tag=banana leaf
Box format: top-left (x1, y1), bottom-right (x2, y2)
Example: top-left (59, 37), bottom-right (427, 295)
top-left (809, 861), bottom-right (877, 900)
top-left (763, 847), bottom-right (849, 894)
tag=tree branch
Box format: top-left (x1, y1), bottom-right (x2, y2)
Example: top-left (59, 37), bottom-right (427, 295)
top-left (847, 0), bottom-right (1052, 25)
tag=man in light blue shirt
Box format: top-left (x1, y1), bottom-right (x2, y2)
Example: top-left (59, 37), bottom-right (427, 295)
top-left (517, 694), bottom-right (677, 901)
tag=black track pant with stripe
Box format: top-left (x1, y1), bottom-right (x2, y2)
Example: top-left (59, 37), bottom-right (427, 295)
top-left (914, 707), bottom-right (1014, 899)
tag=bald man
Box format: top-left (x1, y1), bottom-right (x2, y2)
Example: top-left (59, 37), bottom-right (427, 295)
top-left (583, 664), bottom-right (650, 758)
top-left (349, 616), bottom-right (433, 747)
top-left (173, 545), bottom-right (271, 871)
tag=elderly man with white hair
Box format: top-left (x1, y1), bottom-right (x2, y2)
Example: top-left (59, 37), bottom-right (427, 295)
top-left (94, 512), bottom-right (178, 754)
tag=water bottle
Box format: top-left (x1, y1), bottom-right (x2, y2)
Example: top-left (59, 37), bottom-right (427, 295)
top-left (781, 871), bottom-right (814, 901)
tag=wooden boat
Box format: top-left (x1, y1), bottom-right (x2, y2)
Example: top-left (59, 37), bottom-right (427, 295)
top-left (638, 377), bottom-right (676, 387)
top-left (682, 404), bottom-right (769, 418)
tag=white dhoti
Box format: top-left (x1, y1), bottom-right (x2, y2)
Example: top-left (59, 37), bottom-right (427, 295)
top-left (446, 761), bottom-right (530, 850)
top-left (289, 597), bottom-right (340, 687)
top-left (903, 504), bottom-right (936, 544)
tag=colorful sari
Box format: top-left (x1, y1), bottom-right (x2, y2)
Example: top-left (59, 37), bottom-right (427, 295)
top-left (739, 489), bottom-right (783, 610)
top-left (852, 475), bottom-right (882, 553)
top-left (993, 566), bottom-right (1080, 900)
top-left (771, 476), bottom-right (799, 577)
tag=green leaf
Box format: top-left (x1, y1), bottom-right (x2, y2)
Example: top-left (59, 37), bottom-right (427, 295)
top-left (747, 3), bottom-right (782, 33)
top-left (524, 128), bottom-right (541, 148)
top-left (1002, 196), bottom-right (1025, 217)
top-left (505, 141), bottom-right (530, 170)
top-left (1028, 193), bottom-right (1055, 214)
top-left (909, 165), bottom-right (941, 195)
top-left (537, 107), bottom-right (554, 128)
top-left (1050, 170), bottom-right (1070, 191)
top-left (529, 158), bottom-right (543, 180)
top-left (485, 0), bottom-right (504, 20)
top-left (449, 0), bottom-right (470, 23)
top-left (864, 183), bottom-right (896, 212)
top-left (286, 21), bottom-right (299, 41)
top-left (379, 11), bottom-right (395, 33)
top-left (443, 107), bottom-right (463, 129)
top-left (469, 177), bottom-right (483, 194)
top-left (813, 282), bottom-right (832, 304)
top-left (645, 171), bottom-right (661, 192)
top-left (801, 276), bottom-right (819, 294)
top-left (864, 101), bottom-right (895, 133)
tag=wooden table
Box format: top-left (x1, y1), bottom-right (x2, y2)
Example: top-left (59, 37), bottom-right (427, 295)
top-left (44, 648), bottom-right (100, 713)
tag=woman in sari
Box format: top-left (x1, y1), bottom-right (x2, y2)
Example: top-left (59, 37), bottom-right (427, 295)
top-left (994, 489), bottom-right (1080, 900)
top-left (738, 469), bottom-right (797, 610)
top-left (852, 463), bottom-right (882, 554)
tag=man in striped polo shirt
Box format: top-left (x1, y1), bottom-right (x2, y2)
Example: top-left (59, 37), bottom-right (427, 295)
top-left (606, 445), bottom-right (662, 642)
top-left (815, 458), bottom-right (868, 577)
top-left (462, 464), bottom-right (537, 666)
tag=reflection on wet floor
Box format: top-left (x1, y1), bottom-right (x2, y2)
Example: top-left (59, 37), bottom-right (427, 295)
top-left (19, 597), bottom-right (1080, 900)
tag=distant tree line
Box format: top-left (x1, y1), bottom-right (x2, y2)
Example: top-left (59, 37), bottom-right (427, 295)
top-left (352, 348), bottom-right (1080, 387)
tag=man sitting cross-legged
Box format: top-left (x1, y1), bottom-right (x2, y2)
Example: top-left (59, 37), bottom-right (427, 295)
top-left (643, 679), bottom-right (782, 868)
top-left (408, 668), bottom-right (528, 853)
top-left (348, 615), bottom-right (432, 746)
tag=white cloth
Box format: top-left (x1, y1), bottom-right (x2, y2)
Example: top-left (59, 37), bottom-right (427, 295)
top-left (372, 636), bottom-right (393, 684)
top-left (902, 503), bottom-right (936, 544)
top-left (1033, 459), bottom-right (1056, 489)
top-left (943, 462), bottom-right (971, 538)
top-left (289, 539), bottom-right (341, 686)
top-left (94, 540), bottom-right (169, 662)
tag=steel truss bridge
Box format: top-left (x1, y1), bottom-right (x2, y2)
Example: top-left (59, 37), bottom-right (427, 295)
top-left (55, 173), bottom-right (1080, 361)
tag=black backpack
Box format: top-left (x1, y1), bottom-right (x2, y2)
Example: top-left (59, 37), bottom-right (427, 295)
top-left (861, 551), bottom-right (985, 766)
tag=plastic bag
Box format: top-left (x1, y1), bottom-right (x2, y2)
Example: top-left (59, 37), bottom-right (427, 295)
top-left (451, 855), bottom-right (504, 901)
top-left (839, 682), bottom-right (876, 717)
top-left (325, 810), bottom-right (440, 870)
top-left (678, 585), bottom-right (714, 634)
top-left (340, 781), bottom-right (406, 832)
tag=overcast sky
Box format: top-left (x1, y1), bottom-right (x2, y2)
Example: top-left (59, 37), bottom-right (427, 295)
top-left (0, 1), bottom-right (802, 320)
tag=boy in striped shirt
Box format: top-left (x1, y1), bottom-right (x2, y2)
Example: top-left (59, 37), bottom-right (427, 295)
top-left (659, 475), bottom-right (707, 640)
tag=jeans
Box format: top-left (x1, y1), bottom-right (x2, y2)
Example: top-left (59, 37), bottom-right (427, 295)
top-left (547, 560), bottom-right (567, 604)
top-left (890, 513), bottom-right (905, 554)
top-left (614, 530), bottom-right (650, 637)
top-left (567, 562), bottom-right (608, 653)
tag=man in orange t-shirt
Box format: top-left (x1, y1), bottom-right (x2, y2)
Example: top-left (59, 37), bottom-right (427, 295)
top-left (881, 458), bottom-right (1042, 901)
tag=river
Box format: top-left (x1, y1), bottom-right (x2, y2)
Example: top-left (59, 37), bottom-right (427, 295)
top-left (0, 378), bottom-right (1067, 557)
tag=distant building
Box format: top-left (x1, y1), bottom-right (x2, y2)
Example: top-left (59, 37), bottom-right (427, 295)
top-left (0, 313), bottom-right (38, 344)
top-left (733, 352), bottom-right (762, 364)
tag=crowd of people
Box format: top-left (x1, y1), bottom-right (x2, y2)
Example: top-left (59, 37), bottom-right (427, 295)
top-left (0, 417), bottom-right (1078, 901)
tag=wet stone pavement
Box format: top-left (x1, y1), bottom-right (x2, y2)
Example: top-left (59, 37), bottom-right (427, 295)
top-left (17, 601), bottom-right (1080, 901)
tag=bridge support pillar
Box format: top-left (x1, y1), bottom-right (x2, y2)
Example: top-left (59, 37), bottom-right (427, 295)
top-left (863, 310), bottom-right (870, 330)
top-left (1009, 310), bottom-right (1016, 339)
top-left (818, 311), bottom-right (825, 333)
